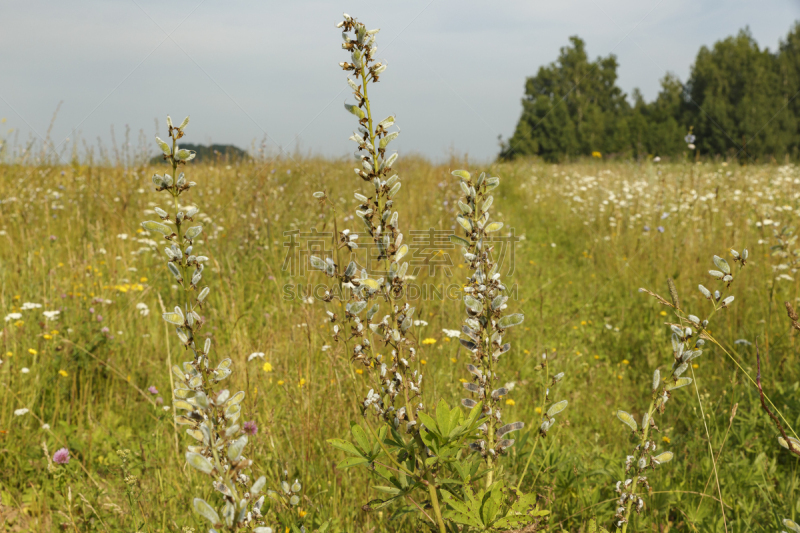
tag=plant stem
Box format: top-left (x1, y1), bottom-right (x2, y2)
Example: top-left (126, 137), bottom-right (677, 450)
top-left (426, 471), bottom-right (447, 533)
top-left (620, 400), bottom-right (655, 533)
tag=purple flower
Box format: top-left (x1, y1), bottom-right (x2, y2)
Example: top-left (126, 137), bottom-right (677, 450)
top-left (148, 386), bottom-right (158, 395)
top-left (101, 327), bottom-right (110, 334)
top-left (643, 225), bottom-right (650, 232)
top-left (49, 235), bottom-right (57, 241)
top-left (89, 307), bottom-right (95, 314)
top-left (96, 314), bottom-right (103, 322)
top-left (155, 396), bottom-right (164, 405)
top-left (657, 226), bottom-right (665, 233)
top-left (243, 420), bottom-right (258, 435)
top-left (53, 447), bottom-right (70, 464)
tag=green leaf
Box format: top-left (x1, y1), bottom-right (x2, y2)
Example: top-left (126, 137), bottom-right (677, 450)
top-left (327, 439), bottom-right (364, 457)
top-left (337, 457), bottom-right (370, 469)
top-left (372, 485), bottom-right (402, 496)
top-left (435, 399), bottom-right (452, 436)
top-left (441, 490), bottom-right (483, 528)
top-left (351, 424), bottom-right (371, 455)
top-left (449, 235), bottom-right (470, 247)
top-left (417, 411), bottom-right (440, 436)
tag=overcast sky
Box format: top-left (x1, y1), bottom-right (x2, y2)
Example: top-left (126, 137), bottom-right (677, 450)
top-left (1, 0), bottom-right (797, 163)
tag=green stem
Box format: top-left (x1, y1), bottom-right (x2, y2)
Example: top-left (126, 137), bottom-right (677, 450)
top-left (426, 471), bottom-right (447, 533)
top-left (518, 359), bottom-right (549, 488)
top-left (620, 401), bottom-right (655, 533)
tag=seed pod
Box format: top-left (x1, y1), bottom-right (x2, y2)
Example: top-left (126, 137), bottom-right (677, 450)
top-left (721, 296), bottom-right (734, 307)
top-left (193, 497), bottom-right (220, 525)
top-left (155, 137), bottom-right (171, 155)
top-left (186, 452), bottom-right (214, 474)
top-left (377, 115), bottom-right (395, 129)
top-left (547, 400), bottom-right (568, 417)
top-left (485, 221), bottom-right (503, 233)
top-left (388, 182), bottom-right (401, 198)
top-left (616, 410), bottom-right (637, 431)
top-left (379, 132), bottom-right (398, 150)
top-left (497, 314), bottom-right (524, 329)
top-left (142, 221), bottom-right (171, 236)
top-left (652, 451), bottom-right (674, 464)
top-left (395, 244), bottom-right (408, 262)
top-left (168, 263), bottom-right (182, 280)
top-left (344, 103), bottom-right (365, 120)
top-left (652, 369), bottom-right (660, 391)
top-left (197, 286), bottom-right (210, 302)
top-left (713, 255), bottom-right (731, 274)
top-left (497, 422), bottom-right (524, 437)
top-left (227, 435), bottom-right (248, 462)
top-left (184, 226), bottom-right (203, 240)
top-left (451, 170), bottom-right (471, 181)
top-left (481, 196), bottom-right (493, 212)
top-left (665, 377), bottom-right (693, 391)
top-left (461, 398), bottom-right (477, 408)
top-left (464, 295), bottom-right (482, 313)
top-left (178, 116), bottom-right (190, 129)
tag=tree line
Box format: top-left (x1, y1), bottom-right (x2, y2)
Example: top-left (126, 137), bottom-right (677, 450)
top-left (500, 23), bottom-right (800, 162)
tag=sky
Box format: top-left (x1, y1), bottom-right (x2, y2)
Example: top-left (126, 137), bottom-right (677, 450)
top-left (1, 0), bottom-right (798, 163)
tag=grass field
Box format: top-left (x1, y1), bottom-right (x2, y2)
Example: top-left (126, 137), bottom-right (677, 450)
top-left (1, 156), bottom-right (799, 532)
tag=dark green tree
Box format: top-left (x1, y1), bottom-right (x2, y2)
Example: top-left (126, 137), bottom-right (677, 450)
top-left (683, 28), bottom-right (791, 161)
top-left (500, 37), bottom-right (630, 161)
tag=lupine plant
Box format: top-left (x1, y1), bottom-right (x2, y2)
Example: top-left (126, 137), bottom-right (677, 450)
top-left (620, 251), bottom-right (748, 532)
top-left (141, 117), bottom-right (313, 533)
top-left (310, 14), bottom-right (548, 533)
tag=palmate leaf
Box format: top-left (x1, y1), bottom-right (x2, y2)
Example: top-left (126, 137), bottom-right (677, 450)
top-left (350, 424), bottom-right (371, 455)
top-left (493, 490), bottom-right (549, 529)
top-left (441, 489), bottom-right (484, 528)
top-left (327, 438), bottom-right (364, 457)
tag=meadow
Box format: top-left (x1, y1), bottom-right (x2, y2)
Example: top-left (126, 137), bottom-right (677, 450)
top-left (0, 151), bottom-right (799, 532)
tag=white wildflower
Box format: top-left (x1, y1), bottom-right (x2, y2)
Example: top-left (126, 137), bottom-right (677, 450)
top-left (42, 310), bottom-right (60, 321)
top-left (4, 312), bottom-right (22, 322)
top-left (136, 302), bottom-right (150, 316)
top-left (14, 408), bottom-right (29, 416)
top-left (248, 352), bottom-right (265, 362)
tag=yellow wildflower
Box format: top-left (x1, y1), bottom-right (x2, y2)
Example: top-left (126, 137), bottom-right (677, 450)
top-left (420, 359), bottom-right (427, 365)
top-left (14, 320), bottom-right (24, 327)
top-left (28, 348), bottom-right (37, 355)
top-left (534, 407), bottom-right (542, 414)
top-left (450, 358), bottom-right (457, 363)
top-left (421, 338), bottom-right (436, 345)
top-left (692, 363), bottom-right (699, 369)
top-left (58, 369), bottom-right (68, 377)
top-left (662, 436), bottom-right (671, 444)
top-left (355, 369), bottom-right (363, 375)
top-left (659, 311), bottom-right (667, 317)
top-left (43, 334), bottom-right (52, 340)
top-left (140, 277), bottom-right (148, 283)
top-left (592, 151), bottom-right (602, 158)
top-left (5, 351), bottom-right (12, 357)
top-left (622, 359), bottom-right (629, 365)
top-left (298, 378), bottom-right (306, 388)
top-left (505, 399), bottom-right (516, 406)
top-left (277, 380), bottom-right (285, 386)
top-left (262, 362), bottom-right (273, 373)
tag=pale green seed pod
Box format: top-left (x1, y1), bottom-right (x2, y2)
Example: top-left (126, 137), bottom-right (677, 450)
top-left (616, 410), bottom-right (637, 431)
top-left (178, 116), bottom-right (190, 129)
top-left (198, 286), bottom-right (210, 302)
top-left (186, 452), bottom-right (213, 474)
top-left (193, 497), bottom-right (220, 524)
top-left (155, 136), bottom-right (171, 155)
